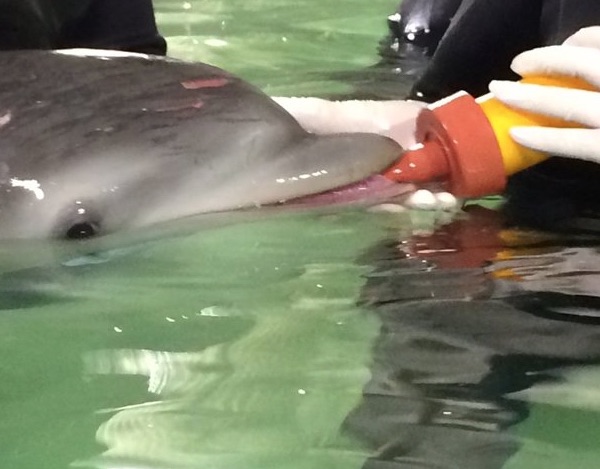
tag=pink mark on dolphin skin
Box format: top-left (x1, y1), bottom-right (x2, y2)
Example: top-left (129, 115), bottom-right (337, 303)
top-left (0, 111), bottom-right (12, 128)
top-left (181, 77), bottom-right (230, 90)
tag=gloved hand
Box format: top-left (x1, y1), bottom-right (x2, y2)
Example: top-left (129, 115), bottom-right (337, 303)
top-left (272, 97), bottom-right (425, 148)
top-left (488, 26), bottom-right (600, 163)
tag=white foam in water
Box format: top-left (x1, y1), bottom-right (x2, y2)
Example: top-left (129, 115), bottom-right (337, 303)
top-left (369, 203), bottom-right (407, 213)
top-left (404, 189), bottom-right (438, 210)
top-left (404, 190), bottom-right (459, 211)
top-left (435, 192), bottom-right (458, 210)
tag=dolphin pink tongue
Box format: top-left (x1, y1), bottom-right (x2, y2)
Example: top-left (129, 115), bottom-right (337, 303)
top-left (285, 175), bottom-right (415, 206)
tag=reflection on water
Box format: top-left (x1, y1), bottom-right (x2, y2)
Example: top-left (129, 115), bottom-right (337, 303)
top-left (80, 260), bottom-right (374, 469)
top-left (18, 202), bottom-right (597, 469)
top-left (347, 206), bottom-right (600, 469)
top-left (0, 210), bottom-right (391, 469)
top-left (4, 199), bottom-right (600, 469)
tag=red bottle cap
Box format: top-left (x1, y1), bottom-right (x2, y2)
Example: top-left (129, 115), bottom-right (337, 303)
top-left (384, 92), bottom-right (507, 197)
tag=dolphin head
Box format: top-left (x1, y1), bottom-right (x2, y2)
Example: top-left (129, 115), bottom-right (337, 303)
top-left (0, 50), bottom-right (406, 240)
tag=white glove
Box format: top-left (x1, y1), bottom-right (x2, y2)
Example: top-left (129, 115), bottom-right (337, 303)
top-left (272, 96), bottom-right (425, 148)
top-left (488, 26), bottom-right (600, 163)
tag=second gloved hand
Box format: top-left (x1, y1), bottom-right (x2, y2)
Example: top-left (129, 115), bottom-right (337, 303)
top-left (488, 26), bottom-right (600, 163)
top-left (272, 97), bottom-right (425, 148)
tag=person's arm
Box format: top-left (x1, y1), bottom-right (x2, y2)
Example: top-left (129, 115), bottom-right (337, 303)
top-left (0, 0), bottom-right (83, 49)
top-left (408, 0), bottom-right (544, 102)
top-left (0, 0), bottom-right (166, 55)
top-left (58, 0), bottom-right (167, 55)
top-left (273, 97), bottom-right (425, 148)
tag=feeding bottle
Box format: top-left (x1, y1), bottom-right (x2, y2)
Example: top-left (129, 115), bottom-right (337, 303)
top-left (383, 76), bottom-right (596, 197)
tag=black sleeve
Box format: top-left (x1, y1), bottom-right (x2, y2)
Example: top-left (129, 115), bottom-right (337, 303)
top-left (0, 0), bottom-right (88, 50)
top-left (540, 0), bottom-right (600, 44)
top-left (0, 0), bottom-right (166, 55)
top-left (505, 0), bottom-right (600, 231)
top-left (58, 0), bottom-right (167, 55)
top-left (408, 0), bottom-right (544, 102)
top-left (409, 0), bottom-right (600, 102)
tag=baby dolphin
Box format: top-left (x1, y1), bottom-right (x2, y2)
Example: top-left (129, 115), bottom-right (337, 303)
top-left (0, 49), bottom-right (404, 239)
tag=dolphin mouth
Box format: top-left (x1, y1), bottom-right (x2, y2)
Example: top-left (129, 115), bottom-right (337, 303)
top-left (257, 132), bottom-right (413, 209)
top-left (283, 175), bottom-right (416, 206)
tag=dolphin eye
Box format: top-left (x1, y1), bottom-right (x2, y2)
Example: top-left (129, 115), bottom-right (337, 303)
top-left (65, 221), bottom-right (100, 240)
top-left (57, 201), bottom-right (102, 240)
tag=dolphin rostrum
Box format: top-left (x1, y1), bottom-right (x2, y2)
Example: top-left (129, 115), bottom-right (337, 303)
top-left (0, 49), bottom-right (406, 240)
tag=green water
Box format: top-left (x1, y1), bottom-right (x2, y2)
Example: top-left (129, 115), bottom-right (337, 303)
top-left (155, 0), bottom-right (398, 96)
top-left (0, 207), bottom-right (419, 468)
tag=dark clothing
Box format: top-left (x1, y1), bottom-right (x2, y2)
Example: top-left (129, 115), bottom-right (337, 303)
top-left (0, 0), bottom-right (166, 55)
top-left (382, 0), bottom-right (600, 102)
top-left (407, 0), bottom-right (542, 101)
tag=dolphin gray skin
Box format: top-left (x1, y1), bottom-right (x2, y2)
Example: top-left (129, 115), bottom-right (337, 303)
top-left (0, 50), bottom-right (403, 240)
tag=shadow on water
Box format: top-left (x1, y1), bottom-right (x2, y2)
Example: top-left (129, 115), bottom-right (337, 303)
top-left (345, 205), bottom-right (600, 469)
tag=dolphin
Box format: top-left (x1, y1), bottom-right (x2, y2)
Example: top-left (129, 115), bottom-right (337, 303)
top-left (0, 49), bottom-right (405, 240)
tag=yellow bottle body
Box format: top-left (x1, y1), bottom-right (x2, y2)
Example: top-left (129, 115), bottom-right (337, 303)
top-left (476, 76), bottom-right (595, 176)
